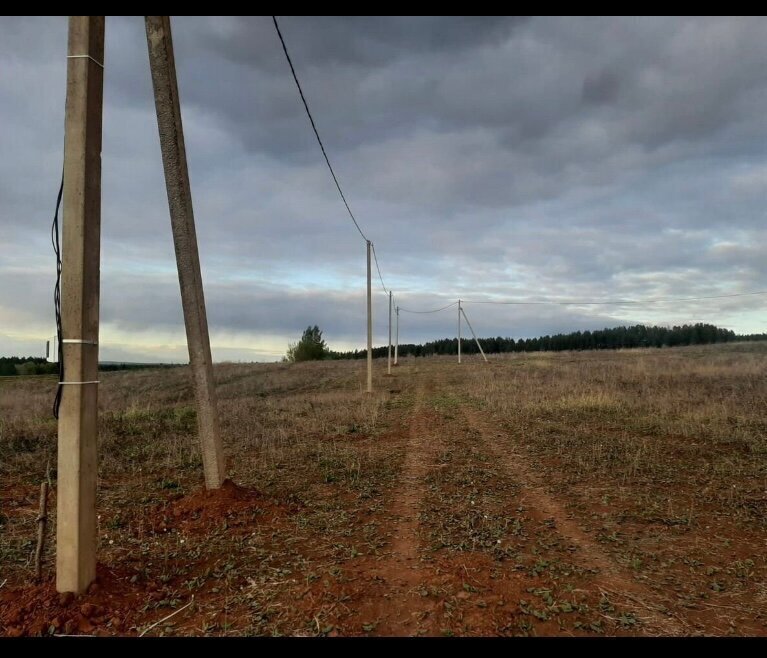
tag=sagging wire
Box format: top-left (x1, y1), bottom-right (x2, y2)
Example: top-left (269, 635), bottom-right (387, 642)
top-left (51, 173), bottom-right (64, 418)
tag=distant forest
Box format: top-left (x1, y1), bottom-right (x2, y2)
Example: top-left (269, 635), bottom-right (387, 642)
top-left (331, 323), bottom-right (767, 360)
top-left (0, 356), bottom-right (57, 376)
top-left (0, 357), bottom-right (176, 377)
top-left (4, 324), bottom-right (766, 374)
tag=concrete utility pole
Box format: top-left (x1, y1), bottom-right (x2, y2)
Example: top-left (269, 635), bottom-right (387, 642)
top-left (461, 306), bottom-right (489, 363)
top-left (387, 291), bottom-right (392, 375)
top-left (57, 15), bottom-right (105, 595)
top-left (394, 305), bottom-right (399, 365)
top-left (145, 16), bottom-right (226, 489)
top-left (366, 240), bottom-right (373, 392)
top-left (458, 299), bottom-right (462, 364)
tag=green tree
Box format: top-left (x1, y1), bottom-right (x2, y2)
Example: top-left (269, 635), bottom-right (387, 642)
top-left (285, 325), bottom-right (328, 362)
top-left (15, 361), bottom-right (38, 375)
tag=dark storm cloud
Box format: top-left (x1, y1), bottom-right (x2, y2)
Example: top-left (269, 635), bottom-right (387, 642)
top-left (2, 16), bottom-right (767, 362)
top-left (582, 70), bottom-right (620, 105)
top-left (199, 16), bottom-right (528, 69)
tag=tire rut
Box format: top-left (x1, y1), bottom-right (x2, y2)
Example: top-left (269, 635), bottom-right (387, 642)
top-left (458, 401), bottom-right (689, 636)
top-left (341, 378), bottom-right (445, 635)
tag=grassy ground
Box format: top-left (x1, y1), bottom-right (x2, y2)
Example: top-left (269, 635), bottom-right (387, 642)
top-left (1, 343), bottom-right (766, 636)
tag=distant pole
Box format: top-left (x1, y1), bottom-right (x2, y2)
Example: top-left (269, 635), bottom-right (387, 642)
top-left (146, 16), bottom-right (225, 489)
top-left (461, 306), bottom-right (489, 363)
top-left (394, 305), bottom-right (399, 365)
top-left (57, 15), bottom-right (105, 595)
top-left (366, 241), bottom-right (373, 392)
top-left (458, 299), bottom-right (462, 364)
top-left (387, 291), bottom-right (392, 375)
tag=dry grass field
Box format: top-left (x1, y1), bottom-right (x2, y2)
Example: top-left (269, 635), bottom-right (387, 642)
top-left (1, 343), bottom-right (766, 636)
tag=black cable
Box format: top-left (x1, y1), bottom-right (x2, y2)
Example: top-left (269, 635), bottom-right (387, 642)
top-left (51, 173), bottom-right (64, 418)
top-left (461, 290), bottom-right (767, 306)
top-left (272, 16), bottom-right (368, 242)
top-left (371, 242), bottom-right (389, 294)
top-left (399, 301), bottom-right (459, 314)
top-left (275, 18), bottom-right (757, 317)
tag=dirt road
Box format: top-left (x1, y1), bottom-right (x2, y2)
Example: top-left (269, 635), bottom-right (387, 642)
top-left (320, 364), bottom-right (689, 636)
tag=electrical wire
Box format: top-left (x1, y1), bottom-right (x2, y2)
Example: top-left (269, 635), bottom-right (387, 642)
top-left (51, 173), bottom-right (64, 419)
top-left (462, 290), bottom-right (767, 306)
top-left (273, 17), bottom-right (765, 321)
top-left (399, 301), bottom-right (459, 314)
top-left (370, 242), bottom-right (389, 294)
top-left (272, 16), bottom-right (368, 243)
top-left (274, 17), bottom-right (412, 315)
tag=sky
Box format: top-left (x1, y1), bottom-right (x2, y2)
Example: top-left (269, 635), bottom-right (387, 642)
top-left (1, 16), bottom-right (766, 363)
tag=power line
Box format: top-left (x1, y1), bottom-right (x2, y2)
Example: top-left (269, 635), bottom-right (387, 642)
top-left (462, 290), bottom-right (767, 306)
top-left (274, 17), bottom-right (764, 320)
top-left (274, 17), bottom-right (408, 317)
top-left (272, 16), bottom-right (367, 243)
top-left (399, 301), bottom-right (459, 314)
top-left (371, 242), bottom-right (389, 294)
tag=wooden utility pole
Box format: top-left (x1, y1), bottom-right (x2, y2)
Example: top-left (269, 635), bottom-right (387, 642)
top-left (387, 291), bottom-right (392, 375)
top-left (366, 241), bottom-right (373, 392)
top-left (394, 305), bottom-right (399, 365)
top-left (145, 16), bottom-right (225, 488)
top-left (57, 15), bottom-right (105, 594)
top-left (458, 299), bottom-right (462, 364)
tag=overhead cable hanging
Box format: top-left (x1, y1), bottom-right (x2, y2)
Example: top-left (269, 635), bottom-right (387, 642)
top-left (462, 290), bottom-right (767, 306)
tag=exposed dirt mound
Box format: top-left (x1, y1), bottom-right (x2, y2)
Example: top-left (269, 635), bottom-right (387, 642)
top-left (0, 480), bottom-right (291, 637)
top-left (0, 565), bottom-right (144, 637)
top-left (167, 479), bottom-right (261, 515)
top-left (153, 479), bottom-right (274, 535)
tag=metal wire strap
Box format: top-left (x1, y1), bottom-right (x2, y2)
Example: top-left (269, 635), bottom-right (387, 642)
top-left (60, 339), bottom-right (99, 384)
top-left (66, 55), bottom-right (104, 68)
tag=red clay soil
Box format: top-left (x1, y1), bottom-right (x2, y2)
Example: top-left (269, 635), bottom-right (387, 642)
top-left (1, 564), bottom-right (146, 637)
top-left (0, 480), bottom-right (277, 637)
top-left (335, 390), bottom-right (446, 635)
top-left (153, 479), bottom-right (272, 534)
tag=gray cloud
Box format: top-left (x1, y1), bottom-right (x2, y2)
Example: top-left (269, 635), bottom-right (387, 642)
top-left (582, 70), bottom-right (620, 105)
top-left (2, 16), bottom-right (767, 362)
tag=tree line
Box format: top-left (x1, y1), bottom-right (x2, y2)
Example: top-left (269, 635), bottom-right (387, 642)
top-left (0, 356), bottom-right (58, 376)
top-left (6, 323), bottom-right (765, 372)
top-left (0, 356), bottom-right (178, 377)
top-left (330, 323), bottom-right (767, 360)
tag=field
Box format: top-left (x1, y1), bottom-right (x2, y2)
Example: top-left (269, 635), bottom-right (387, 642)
top-left (1, 343), bottom-right (766, 636)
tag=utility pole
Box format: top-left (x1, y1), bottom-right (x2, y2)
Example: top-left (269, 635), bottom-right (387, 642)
top-left (461, 306), bottom-right (489, 363)
top-left (57, 15), bottom-right (105, 595)
top-left (387, 290), bottom-right (392, 375)
top-left (394, 305), bottom-right (399, 365)
top-left (366, 240), bottom-right (373, 392)
top-left (458, 299), bottom-right (462, 364)
top-left (146, 16), bottom-right (226, 489)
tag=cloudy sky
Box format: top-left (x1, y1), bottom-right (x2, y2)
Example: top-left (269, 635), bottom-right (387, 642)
top-left (2, 16), bottom-right (766, 362)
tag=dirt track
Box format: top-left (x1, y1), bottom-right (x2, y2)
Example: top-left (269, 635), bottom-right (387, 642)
top-left (286, 364), bottom-right (698, 636)
top-left (324, 365), bottom-right (689, 636)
